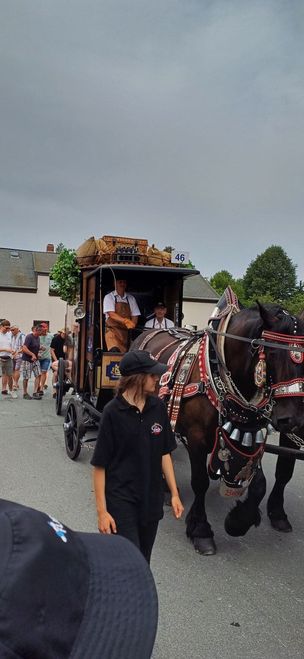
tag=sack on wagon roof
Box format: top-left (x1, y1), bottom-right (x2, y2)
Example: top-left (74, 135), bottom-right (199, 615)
top-left (76, 236), bottom-right (98, 265)
top-left (147, 245), bottom-right (171, 267)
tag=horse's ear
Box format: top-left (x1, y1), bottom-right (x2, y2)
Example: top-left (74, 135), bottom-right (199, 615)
top-left (256, 301), bottom-right (276, 329)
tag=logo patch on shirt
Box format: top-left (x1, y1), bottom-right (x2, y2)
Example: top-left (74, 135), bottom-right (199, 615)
top-left (151, 423), bottom-right (163, 435)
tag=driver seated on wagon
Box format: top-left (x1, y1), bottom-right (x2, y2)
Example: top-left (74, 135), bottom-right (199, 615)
top-left (103, 279), bottom-right (141, 353)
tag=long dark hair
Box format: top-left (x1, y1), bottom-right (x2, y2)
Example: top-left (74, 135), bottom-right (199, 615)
top-left (116, 373), bottom-right (148, 406)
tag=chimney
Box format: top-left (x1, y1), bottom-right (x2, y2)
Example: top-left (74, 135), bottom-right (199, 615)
top-left (46, 244), bottom-right (55, 252)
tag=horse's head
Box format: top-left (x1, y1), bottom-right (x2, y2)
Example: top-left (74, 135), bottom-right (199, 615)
top-left (225, 302), bottom-right (304, 434)
top-left (257, 303), bottom-right (304, 433)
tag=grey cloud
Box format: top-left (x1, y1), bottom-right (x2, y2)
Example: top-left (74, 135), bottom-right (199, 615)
top-left (1, 0), bottom-right (304, 280)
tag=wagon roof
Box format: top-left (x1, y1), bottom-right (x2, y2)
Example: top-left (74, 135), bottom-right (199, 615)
top-left (82, 263), bottom-right (200, 279)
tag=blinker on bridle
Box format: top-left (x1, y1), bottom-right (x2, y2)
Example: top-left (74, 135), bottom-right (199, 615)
top-left (254, 329), bottom-right (304, 397)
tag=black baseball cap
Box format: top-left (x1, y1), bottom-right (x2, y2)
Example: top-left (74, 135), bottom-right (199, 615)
top-left (154, 301), bottom-right (166, 308)
top-left (119, 350), bottom-right (167, 376)
top-left (0, 499), bottom-right (158, 659)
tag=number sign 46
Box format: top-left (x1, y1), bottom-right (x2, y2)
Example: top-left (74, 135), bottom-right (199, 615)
top-left (171, 250), bottom-right (190, 265)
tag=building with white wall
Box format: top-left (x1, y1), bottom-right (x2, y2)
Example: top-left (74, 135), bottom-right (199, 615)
top-left (182, 274), bottom-right (219, 329)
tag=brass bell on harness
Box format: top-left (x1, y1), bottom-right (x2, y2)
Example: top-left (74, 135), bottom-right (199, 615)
top-left (242, 432), bottom-right (253, 447)
top-left (255, 430), bottom-right (264, 444)
top-left (222, 421), bottom-right (232, 434)
top-left (230, 428), bottom-right (241, 442)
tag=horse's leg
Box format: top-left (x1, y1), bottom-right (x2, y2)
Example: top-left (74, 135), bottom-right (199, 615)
top-left (224, 465), bottom-right (267, 536)
top-left (186, 438), bottom-right (216, 555)
top-left (267, 433), bottom-right (295, 532)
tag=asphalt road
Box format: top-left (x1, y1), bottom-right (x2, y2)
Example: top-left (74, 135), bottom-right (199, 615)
top-left (1, 387), bottom-right (304, 659)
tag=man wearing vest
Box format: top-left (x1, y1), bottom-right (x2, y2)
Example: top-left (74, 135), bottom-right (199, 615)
top-left (103, 279), bottom-right (141, 352)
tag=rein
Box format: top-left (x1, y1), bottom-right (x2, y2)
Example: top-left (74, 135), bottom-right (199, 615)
top-left (207, 327), bottom-right (304, 353)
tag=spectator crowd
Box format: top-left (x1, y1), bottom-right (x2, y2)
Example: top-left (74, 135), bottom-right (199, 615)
top-left (0, 319), bottom-right (73, 400)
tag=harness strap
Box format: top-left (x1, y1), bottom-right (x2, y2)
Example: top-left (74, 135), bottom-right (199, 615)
top-left (137, 329), bottom-right (163, 351)
top-left (206, 328), bottom-right (229, 375)
top-left (208, 327), bottom-right (304, 353)
top-left (167, 351), bottom-right (198, 431)
top-left (155, 339), bottom-right (181, 360)
top-left (262, 330), bottom-right (304, 344)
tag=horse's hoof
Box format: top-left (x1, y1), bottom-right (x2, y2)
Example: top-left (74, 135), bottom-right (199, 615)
top-left (193, 537), bottom-right (217, 555)
top-left (269, 516), bottom-right (292, 533)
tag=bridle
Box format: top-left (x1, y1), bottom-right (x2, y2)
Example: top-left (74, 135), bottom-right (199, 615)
top-left (207, 326), bottom-right (304, 400)
top-left (203, 321), bottom-right (304, 489)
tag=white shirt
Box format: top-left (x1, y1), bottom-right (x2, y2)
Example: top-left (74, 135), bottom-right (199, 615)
top-left (11, 331), bottom-right (25, 353)
top-left (144, 317), bottom-right (174, 330)
top-left (103, 290), bottom-right (141, 320)
top-left (0, 332), bottom-right (13, 357)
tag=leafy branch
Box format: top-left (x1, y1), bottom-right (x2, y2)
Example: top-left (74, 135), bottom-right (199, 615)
top-left (50, 248), bottom-right (80, 305)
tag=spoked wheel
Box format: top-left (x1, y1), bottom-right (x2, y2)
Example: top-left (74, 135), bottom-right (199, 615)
top-left (64, 400), bottom-right (83, 460)
top-left (55, 358), bottom-right (65, 416)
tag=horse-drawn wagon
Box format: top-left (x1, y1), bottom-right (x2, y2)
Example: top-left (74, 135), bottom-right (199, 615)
top-left (57, 236), bottom-right (304, 554)
top-left (57, 235), bottom-right (199, 459)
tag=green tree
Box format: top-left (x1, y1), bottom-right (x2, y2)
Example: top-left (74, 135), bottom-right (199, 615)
top-left (233, 278), bottom-right (247, 305)
top-left (50, 248), bottom-right (80, 305)
top-left (56, 242), bottom-right (65, 253)
top-left (209, 270), bottom-right (247, 305)
top-left (210, 270), bottom-right (234, 295)
top-left (283, 292), bottom-right (304, 315)
top-left (182, 260), bottom-right (196, 270)
top-left (243, 245), bottom-right (297, 303)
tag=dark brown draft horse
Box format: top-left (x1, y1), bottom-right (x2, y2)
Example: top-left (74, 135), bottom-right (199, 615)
top-left (267, 308), bottom-right (304, 532)
top-left (132, 301), bottom-right (304, 554)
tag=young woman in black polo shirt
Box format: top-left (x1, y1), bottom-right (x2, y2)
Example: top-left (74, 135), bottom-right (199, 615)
top-left (91, 350), bottom-right (184, 563)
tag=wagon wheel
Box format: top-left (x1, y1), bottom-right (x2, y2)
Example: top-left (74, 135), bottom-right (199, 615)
top-left (55, 358), bottom-right (65, 416)
top-left (64, 400), bottom-right (83, 460)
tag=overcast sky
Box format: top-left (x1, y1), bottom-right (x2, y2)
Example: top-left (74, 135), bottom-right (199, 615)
top-left (1, 0), bottom-right (304, 281)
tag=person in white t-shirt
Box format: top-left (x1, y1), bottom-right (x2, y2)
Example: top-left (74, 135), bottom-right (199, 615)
top-left (103, 279), bottom-right (141, 352)
top-left (10, 324), bottom-right (25, 391)
top-left (144, 302), bottom-right (175, 330)
top-left (0, 320), bottom-right (17, 398)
